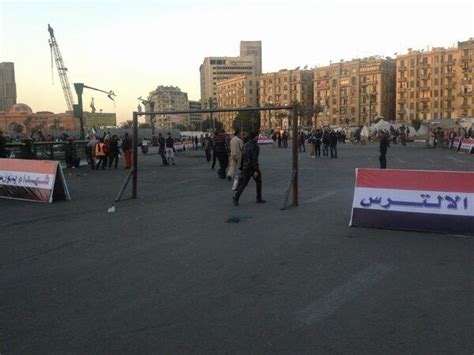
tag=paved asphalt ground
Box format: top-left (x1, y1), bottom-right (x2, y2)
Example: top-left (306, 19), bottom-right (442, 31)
top-left (1, 142), bottom-right (473, 354)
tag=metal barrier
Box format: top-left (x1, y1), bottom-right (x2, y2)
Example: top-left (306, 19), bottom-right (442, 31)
top-left (5, 140), bottom-right (89, 166)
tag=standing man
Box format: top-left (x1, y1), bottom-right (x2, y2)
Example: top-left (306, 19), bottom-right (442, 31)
top-left (86, 134), bottom-right (99, 169)
top-left (379, 129), bottom-right (389, 169)
top-left (298, 131), bottom-right (306, 152)
top-left (227, 130), bottom-right (243, 181)
top-left (233, 131), bottom-right (265, 206)
top-left (0, 130), bottom-right (7, 158)
top-left (203, 133), bottom-right (213, 163)
top-left (214, 129), bottom-right (229, 179)
top-left (322, 128), bottom-right (330, 157)
top-left (157, 133), bottom-right (168, 166)
top-left (108, 134), bottom-right (120, 168)
top-left (329, 130), bottom-right (338, 158)
top-left (121, 133), bottom-right (132, 169)
top-left (165, 132), bottom-right (176, 165)
top-left (95, 138), bottom-right (107, 170)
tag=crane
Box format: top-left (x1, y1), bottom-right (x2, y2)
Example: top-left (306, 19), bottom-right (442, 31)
top-left (48, 24), bottom-right (74, 111)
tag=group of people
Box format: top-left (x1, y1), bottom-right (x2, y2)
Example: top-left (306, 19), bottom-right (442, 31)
top-left (86, 132), bottom-right (130, 170)
top-left (302, 129), bottom-right (343, 159)
top-left (201, 129), bottom-right (265, 206)
top-left (271, 130), bottom-right (289, 148)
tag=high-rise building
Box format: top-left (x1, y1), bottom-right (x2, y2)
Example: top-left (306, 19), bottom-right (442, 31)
top-left (188, 100), bottom-right (202, 129)
top-left (200, 41), bottom-right (261, 110)
top-left (216, 74), bottom-right (259, 131)
top-left (147, 86), bottom-right (189, 128)
top-left (240, 41), bottom-right (262, 75)
top-left (258, 69), bottom-right (313, 131)
top-left (396, 38), bottom-right (474, 122)
top-left (0, 62), bottom-right (17, 113)
top-left (313, 57), bottom-right (396, 126)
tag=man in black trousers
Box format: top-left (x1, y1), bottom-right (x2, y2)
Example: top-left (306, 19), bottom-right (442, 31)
top-left (233, 132), bottom-right (266, 206)
top-left (379, 130), bottom-right (389, 169)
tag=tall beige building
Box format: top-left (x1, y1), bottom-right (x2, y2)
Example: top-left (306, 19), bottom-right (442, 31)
top-left (0, 62), bottom-right (17, 113)
top-left (147, 85), bottom-right (189, 127)
top-left (200, 41), bottom-right (262, 110)
top-left (396, 38), bottom-right (474, 122)
top-left (240, 41), bottom-right (262, 75)
top-left (216, 75), bottom-right (258, 131)
top-left (313, 57), bottom-right (396, 127)
top-left (258, 69), bottom-right (313, 131)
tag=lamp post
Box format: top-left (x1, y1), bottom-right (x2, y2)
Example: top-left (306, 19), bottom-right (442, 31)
top-left (73, 83), bottom-right (116, 139)
top-left (138, 97), bottom-right (155, 136)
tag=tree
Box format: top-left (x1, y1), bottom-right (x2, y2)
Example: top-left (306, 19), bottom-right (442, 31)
top-left (201, 118), bottom-right (223, 132)
top-left (120, 120), bottom-right (133, 129)
top-left (232, 110), bottom-right (260, 134)
top-left (138, 123), bottom-right (153, 129)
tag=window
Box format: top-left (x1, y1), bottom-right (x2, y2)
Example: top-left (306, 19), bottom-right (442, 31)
top-left (410, 81), bottom-right (414, 88)
top-left (410, 92), bottom-right (414, 99)
top-left (351, 77), bottom-right (356, 85)
top-left (332, 79), bottom-right (337, 86)
top-left (434, 90), bottom-right (438, 97)
top-left (434, 67), bottom-right (439, 75)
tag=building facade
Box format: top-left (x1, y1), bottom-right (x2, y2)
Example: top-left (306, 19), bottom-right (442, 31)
top-left (188, 100), bottom-right (202, 129)
top-left (147, 85), bottom-right (190, 128)
top-left (240, 41), bottom-right (262, 75)
top-left (258, 69), bottom-right (313, 131)
top-left (0, 103), bottom-right (78, 134)
top-left (200, 41), bottom-right (261, 110)
top-left (0, 62), bottom-right (17, 113)
top-left (313, 57), bottom-right (396, 127)
top-left (216, 75), bottom-right (258, 131)
top-left (396, 38), bottom-right (474, 122)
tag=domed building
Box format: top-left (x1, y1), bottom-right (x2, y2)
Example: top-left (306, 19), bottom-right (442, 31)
top-left (0, 103), bottom-right (79, 135)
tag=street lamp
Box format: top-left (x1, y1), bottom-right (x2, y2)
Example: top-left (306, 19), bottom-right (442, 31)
top-left (138, 96), bottom-right (156, 136)
top-left (73, 83), bottom-right (116, 139)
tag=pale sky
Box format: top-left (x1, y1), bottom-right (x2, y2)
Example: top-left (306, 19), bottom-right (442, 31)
top-left (1, 0), bottom-right (473, 123)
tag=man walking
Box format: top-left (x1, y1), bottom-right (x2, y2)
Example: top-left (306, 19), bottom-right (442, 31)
top-left (203, 133), bottom-right (213, 163)
top-left (214, 129), bottom-right (229, 179)
top-left (157, 133), bottom-right (168, 166)
top-left (227, 130), bottom-right (243, 181)
top-left (121, 133), bottom-right (132, 169)
top-left (165, 132), bottom-right (175, 165)
top-left (233, 132), bottom-right (265, 206)
top-left (379, 129), bottom-right (389, 169)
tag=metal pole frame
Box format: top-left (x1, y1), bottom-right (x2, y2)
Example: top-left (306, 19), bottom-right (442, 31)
top-left (121, 105), bottom-right (298, 207)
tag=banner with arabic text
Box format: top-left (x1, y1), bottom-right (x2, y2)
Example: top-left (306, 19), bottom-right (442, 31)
top-left (349, 168), bottom-right (474, 236)
top-left (0, 159), bottom-right (71, 203)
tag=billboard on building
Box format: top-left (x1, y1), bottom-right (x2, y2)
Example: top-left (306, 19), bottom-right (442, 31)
top-left (83, 112), bottom-right (116, 128)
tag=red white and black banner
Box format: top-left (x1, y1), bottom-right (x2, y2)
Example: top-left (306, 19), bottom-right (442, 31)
top-left (0, 159), bottom-right (71, 203)
top-left (350, 168), bottom-right (474, 236)
top-left (459, 138), bottom-right (474, 154)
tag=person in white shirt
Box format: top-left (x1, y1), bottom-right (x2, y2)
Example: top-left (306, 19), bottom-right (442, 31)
top-left (227, 130), bottom-right (243, 181)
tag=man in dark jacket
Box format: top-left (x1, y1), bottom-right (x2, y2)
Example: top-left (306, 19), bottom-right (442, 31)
top-left (213, 129), bottom-right (229, 178)
top-left (157, 133), bottom-right (168, 166)
top-left (108, 135), bottom-right (120, 168)
top-left (329, 130), bottom-right (338, 158)
top-left (233, 132), bottom-right (265, 206)
top-left (379, 130), bottom-right (389, 169)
